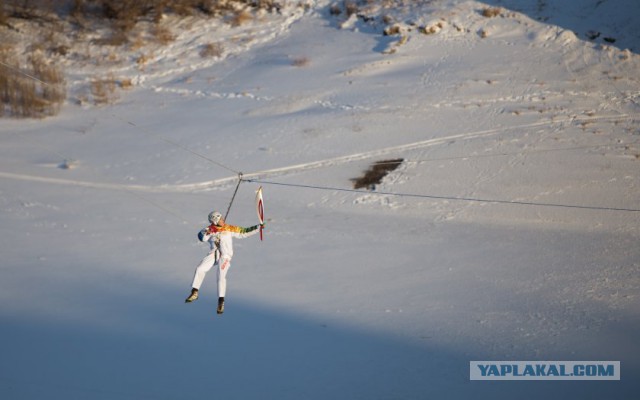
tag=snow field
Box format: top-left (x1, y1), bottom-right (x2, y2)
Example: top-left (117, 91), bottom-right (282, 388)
top-left (1, 0), bottom-right (639, 399)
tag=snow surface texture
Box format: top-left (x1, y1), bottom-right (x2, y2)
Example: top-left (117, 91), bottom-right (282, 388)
top-left (1, 0), bottom-right (639, 399)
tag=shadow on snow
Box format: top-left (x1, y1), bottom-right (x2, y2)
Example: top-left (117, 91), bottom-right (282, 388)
top-left (1, 282), bottom-right (638, 400)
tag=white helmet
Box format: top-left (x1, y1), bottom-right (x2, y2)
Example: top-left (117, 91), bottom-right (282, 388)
top-left (208, 211), bottom-right (223, 225)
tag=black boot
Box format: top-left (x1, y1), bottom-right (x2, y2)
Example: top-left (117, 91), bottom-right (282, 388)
top-left (185, 288), bottom-right (199, 303)
top-left (217, 297), bottom-right (225, 314)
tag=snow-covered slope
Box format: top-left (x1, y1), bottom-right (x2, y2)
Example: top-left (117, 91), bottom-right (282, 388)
top-left (1, 1), bottom-right (639, 399)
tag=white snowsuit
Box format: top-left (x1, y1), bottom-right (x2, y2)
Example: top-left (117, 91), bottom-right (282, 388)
top-left (191, 223), bottom-right (260, 298)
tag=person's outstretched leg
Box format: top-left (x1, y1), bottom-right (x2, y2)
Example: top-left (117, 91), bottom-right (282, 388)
top-left (186, 252), bottom-right (217, 302)
top-left (216, 257), bottom-right (231, 313)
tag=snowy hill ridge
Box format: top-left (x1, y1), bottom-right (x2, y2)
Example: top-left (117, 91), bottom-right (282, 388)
top-left (1, 1), bottom-right (639, 399)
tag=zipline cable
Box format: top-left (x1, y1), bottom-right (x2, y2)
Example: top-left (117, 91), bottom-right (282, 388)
top-left (110, 115), bottom-right (246, 220)
top-left (1, 57), bottom-right (240, 176)
top-left (0, 60), bottom-right (50, 85)
top-left (243, 178), bottom-right (640, 213)
top-left (112, 114), bottom-right (241, 175)
top-left (5, 57), bottom-right (638, 218)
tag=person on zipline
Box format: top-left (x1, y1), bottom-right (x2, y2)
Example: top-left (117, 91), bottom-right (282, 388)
top-left (185, 211), bottom-right (263, 314)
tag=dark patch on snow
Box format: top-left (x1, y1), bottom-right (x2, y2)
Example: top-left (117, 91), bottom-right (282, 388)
top-left (352, 158), bottom-right (404, 190)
